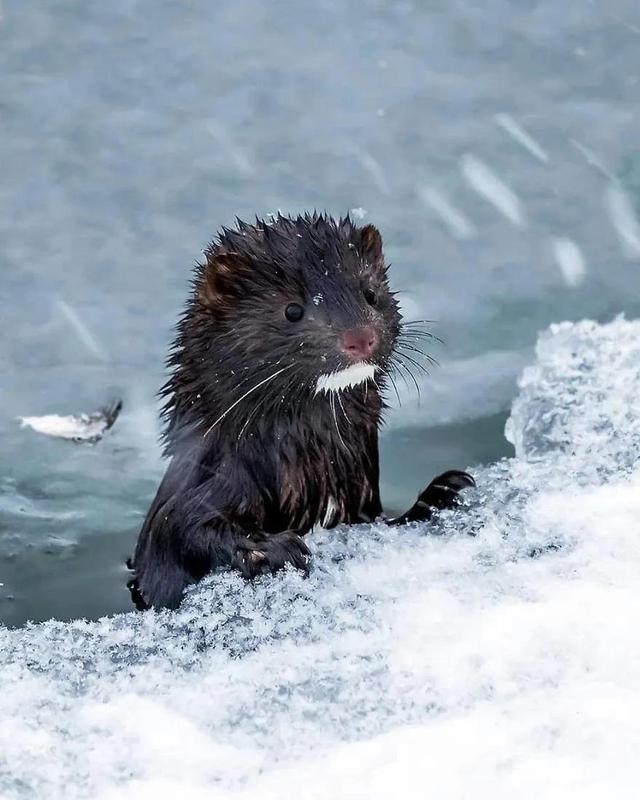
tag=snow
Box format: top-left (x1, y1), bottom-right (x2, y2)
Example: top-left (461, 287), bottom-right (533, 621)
top-left (605, 183), bottom-right (640, 259)
top-left (418, 187), bottom-right (477, 240)
top-left (494, 113), bottom-right (549, 164)
top-left (56, 300), bottom-right (109, 363)
top-left (356, 151), bottom-right (390, 196)
top-left (2, 316), bottom-right (640, 799)
top-left (552, 237), bottom-right (586, 287)
top-left (18, 413), bottom-right (107, 442)
top-left (18, 402), bottom-right (122, 443)
top-left (460, 154), bottom-right (526, 228)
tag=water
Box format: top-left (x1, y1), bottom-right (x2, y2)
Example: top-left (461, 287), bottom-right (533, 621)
top-left (1, 0), bottom-right (640, 634)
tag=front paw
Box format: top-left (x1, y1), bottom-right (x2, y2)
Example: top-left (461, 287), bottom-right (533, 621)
top-left (389, 469), bottom-right (475, 525)
top-left (234, 532), bottom-right (311, 578)
top-left (416, 470), bottom-right (475, 512)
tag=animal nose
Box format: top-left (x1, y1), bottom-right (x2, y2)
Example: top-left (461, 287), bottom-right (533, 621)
top-left (340, 326), bottom-right (379, 361)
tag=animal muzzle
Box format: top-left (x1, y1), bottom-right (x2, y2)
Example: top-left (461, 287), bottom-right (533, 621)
top-left (340, 326), bottom-right (379, 361)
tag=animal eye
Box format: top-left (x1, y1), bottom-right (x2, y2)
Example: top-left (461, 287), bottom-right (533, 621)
top-left (284, 303), bottom-right (305, 322)
top-left (363, 288), bottom-right (377, 306)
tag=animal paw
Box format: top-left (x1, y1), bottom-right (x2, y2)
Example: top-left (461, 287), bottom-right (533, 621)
top-left (389, 470), bottom-right (475, 525)
top-left (416, 470), bottom-right (476, 512)
top-left (235, 532), bottom-right (311, 578)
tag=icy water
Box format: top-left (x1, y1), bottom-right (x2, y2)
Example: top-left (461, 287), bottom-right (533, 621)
top-left (2, 0), bottom-right (640, 633)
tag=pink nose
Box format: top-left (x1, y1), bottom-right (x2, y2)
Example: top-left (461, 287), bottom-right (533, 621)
top-left (340, 326), bottom-right (379, 361)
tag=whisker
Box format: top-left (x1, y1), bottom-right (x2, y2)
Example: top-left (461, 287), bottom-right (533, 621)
top-left (336, 390), bottom-right (351, 425)
top-left (402, 333), bottom-right (443, 347)
top-left (390, 361), bottom-right (411, 393)
top-left (236, 403), bottom-right (261, 443)
top-left (401, 330), bottom-right (441, 339)
top-left (329, 392), bottom-right (348, 449)
top-left (386, 370), bottom-right (402, 407)
top-left (235, 365), bottom-right (304, 444)
top-left (396, 344), bottom-right (438, 370)
top-left (396, 341), bottom-right (440, 368)
top-left (399, 322), bottom-right (444, 346)
top-left (203, 365), bottom-right (293, 438)
top-left (392, 357), bottom-right (421, 399)
top-left (396, 351), bottom-right (429, 375)
top-left (401, 327), bottom-right (442, 339)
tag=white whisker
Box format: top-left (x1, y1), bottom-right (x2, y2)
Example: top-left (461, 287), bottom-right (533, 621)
top-left (336, 390), bottom-right (351, 425)
top-left (321, 495), bottom-right (337, 528)
top-left (329, 392), bottom-right (347, 449)
top-left (236, 400), bottom-right (262, 442)
top-left (203, 365), bottom-right (292, 438)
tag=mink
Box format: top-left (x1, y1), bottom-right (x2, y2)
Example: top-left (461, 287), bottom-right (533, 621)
top-left (129, 213), bottom-right (474, 609)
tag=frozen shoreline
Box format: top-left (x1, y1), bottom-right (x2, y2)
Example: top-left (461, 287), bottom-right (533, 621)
top-left (2, 317), bottom-right (640, 799)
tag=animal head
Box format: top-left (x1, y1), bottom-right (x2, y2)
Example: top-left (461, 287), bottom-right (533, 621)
top-left (165, 213), bottom-right (432, 443)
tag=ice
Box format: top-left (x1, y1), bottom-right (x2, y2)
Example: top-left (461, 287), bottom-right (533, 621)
top-left (506, 317), bottom-right (640, 475)
top-left (0, 483), bottom-right (82, 521)
top-left (2, 317), bottom-right (640, 797)
top-left (18, 401), bottom-right (122, 443)
top-left (18, 413), bottom-right (106, 442)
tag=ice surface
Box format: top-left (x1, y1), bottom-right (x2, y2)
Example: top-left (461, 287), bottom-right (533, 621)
top-left (2, 317), bottom-right (640, 799)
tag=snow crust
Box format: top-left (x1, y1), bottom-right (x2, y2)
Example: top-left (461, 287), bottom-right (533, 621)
top-left (2, 317), bottom-right (640, 799)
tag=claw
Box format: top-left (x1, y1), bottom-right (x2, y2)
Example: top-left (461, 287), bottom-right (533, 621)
top-left (425, 470), bottom-right (475, 493)
top-left (417, 470), bottom-right (475, 508)
top-left (389, 469), bottom-right (475, 525)
top-left (235, 532), bottom-right (310, 578)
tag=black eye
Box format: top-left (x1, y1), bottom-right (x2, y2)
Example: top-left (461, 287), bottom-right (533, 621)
top-left (285, 303), bottom-right (305, 322)
top-left (363, 288), bottom-right (377, 306)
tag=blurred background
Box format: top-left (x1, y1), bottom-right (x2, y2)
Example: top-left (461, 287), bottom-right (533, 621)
top-left (2, 0), bottom-right (640, 626)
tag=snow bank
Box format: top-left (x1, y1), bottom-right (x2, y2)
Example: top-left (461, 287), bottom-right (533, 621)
top-left (2, 317), bottom-right (640, 800)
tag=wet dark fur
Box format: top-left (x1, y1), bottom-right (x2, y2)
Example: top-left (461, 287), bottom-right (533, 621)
top-left (129, 213), bottom-right (473, 610)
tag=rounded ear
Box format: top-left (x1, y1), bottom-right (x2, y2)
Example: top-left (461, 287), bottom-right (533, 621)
top-left (198, 251), bottom-right (249, 308)
top-left (359, 224), bottom-right (384, 265)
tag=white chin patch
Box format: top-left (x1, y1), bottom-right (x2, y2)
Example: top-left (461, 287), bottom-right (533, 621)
top-left (314, 362), bottom-right (377, 395)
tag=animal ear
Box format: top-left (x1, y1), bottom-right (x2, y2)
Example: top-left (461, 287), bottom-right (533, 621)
top-left (359, 224), bottom-right (384, 266)
top-left (198, 251), bottom-right (248, 308)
